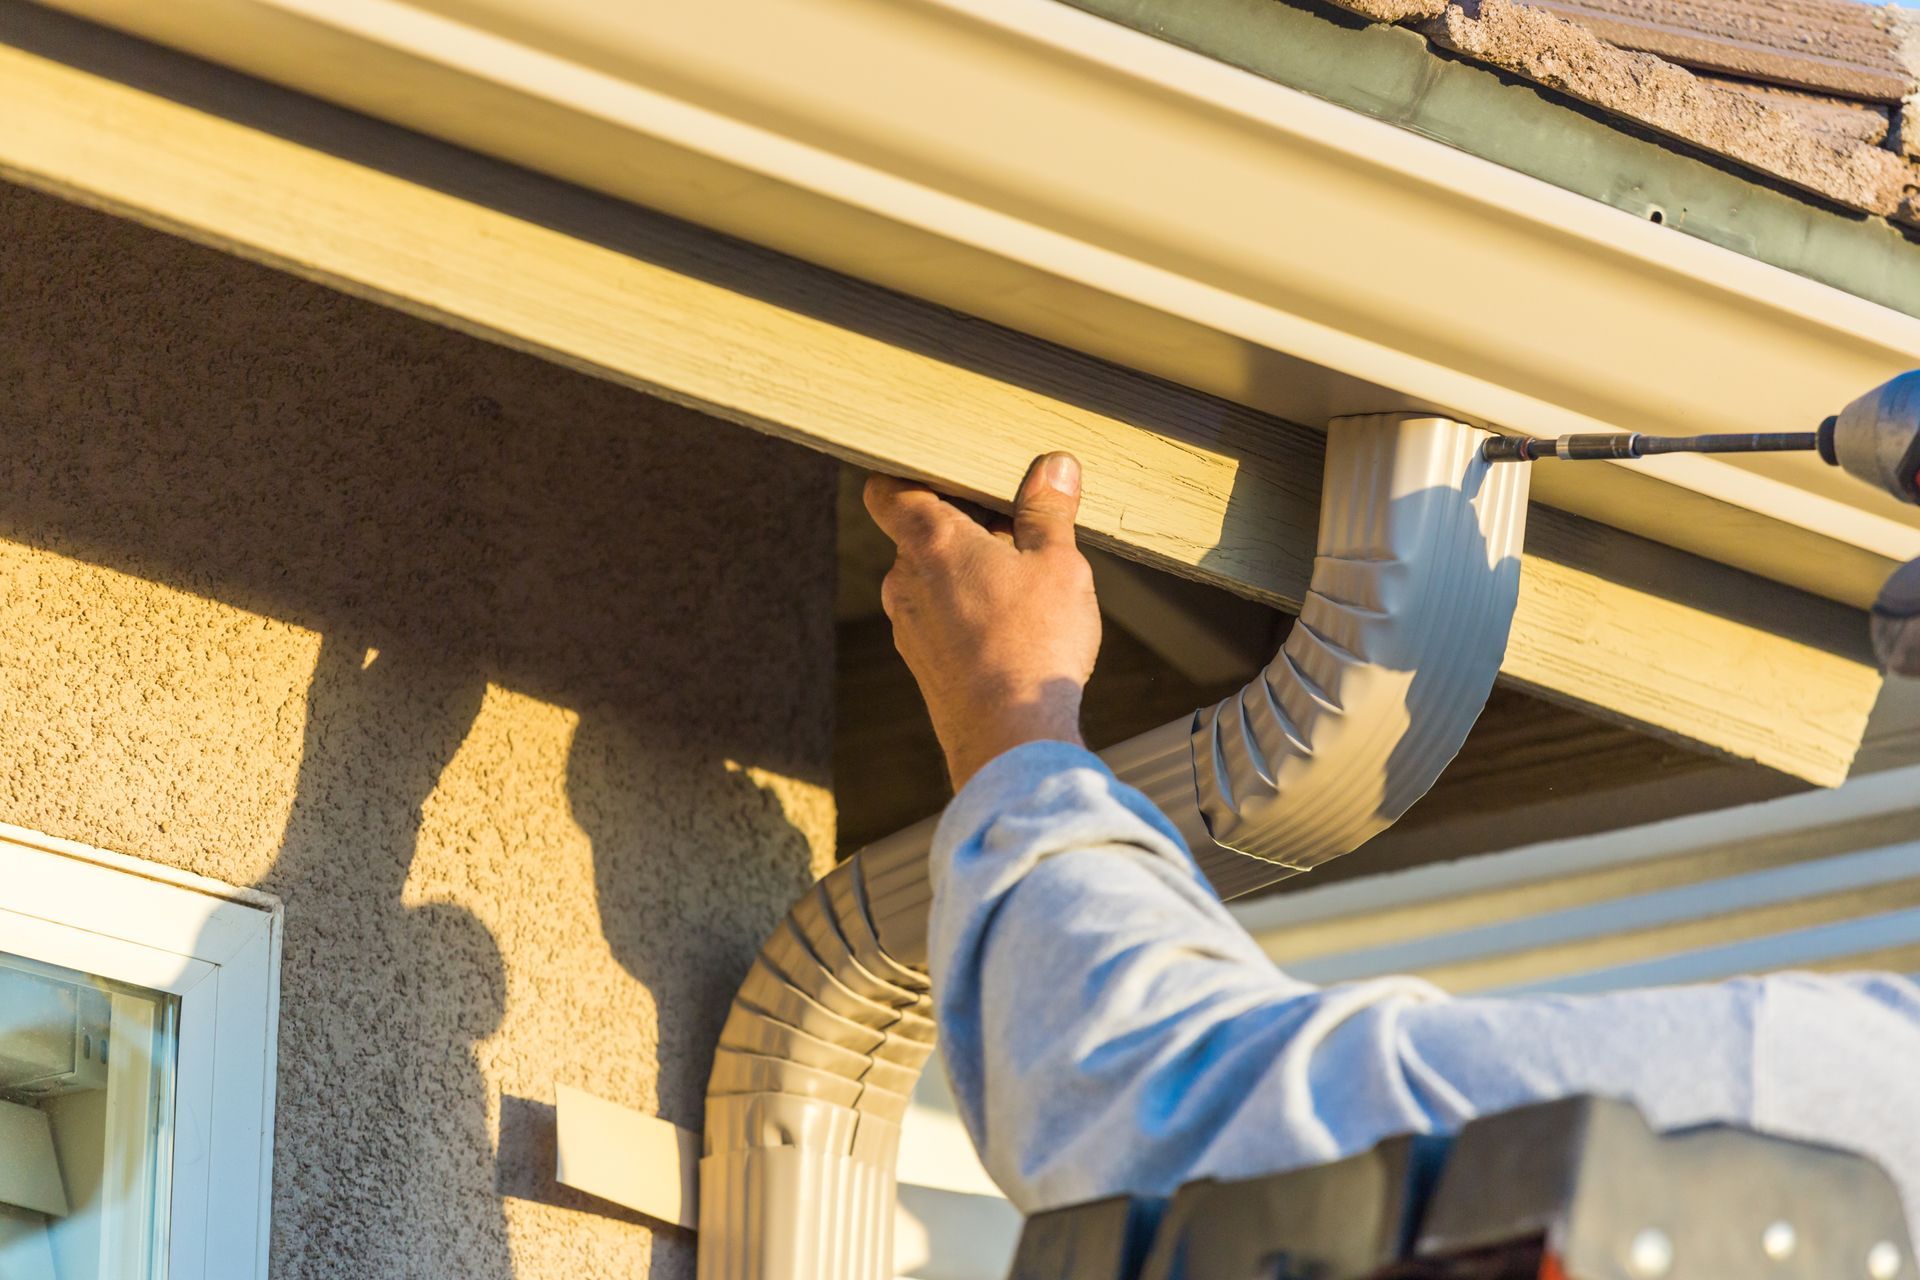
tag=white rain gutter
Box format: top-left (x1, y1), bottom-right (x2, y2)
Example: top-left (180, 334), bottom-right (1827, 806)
top-left (699, 416), bottom-right (1528, 1277)
top-left (27, 0), bottom-right (1920, 608)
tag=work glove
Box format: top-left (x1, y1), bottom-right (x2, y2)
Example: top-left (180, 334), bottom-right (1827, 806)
top-left (1874, 557), bottom-right (1920, 678)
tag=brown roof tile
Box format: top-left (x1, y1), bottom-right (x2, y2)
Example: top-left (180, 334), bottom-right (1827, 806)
top-left (1525, 0), bottom-right (1911, 101)
top-left (1321, 0), bottom-right (1920, 223)
top-left (1705, 78), bottom-right (1894, 147)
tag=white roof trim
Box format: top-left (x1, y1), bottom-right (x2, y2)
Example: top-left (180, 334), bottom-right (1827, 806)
top-left (1232, 763), bottom-right (1920, 993)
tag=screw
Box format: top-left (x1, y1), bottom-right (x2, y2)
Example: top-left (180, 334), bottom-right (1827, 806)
top-left (1630, 1229), bottom-right (1675, 1279)
top-left (1763, 1223), bottom-right (1797, 1261)
top-left (1869, 1242), bottom-right (1903, 1280)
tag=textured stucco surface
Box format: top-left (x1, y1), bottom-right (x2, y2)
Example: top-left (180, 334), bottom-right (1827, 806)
top-left (0, 181), bottom-right (837, 1277)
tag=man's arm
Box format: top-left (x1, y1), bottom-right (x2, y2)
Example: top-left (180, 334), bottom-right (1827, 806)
top-left (865, 455), bottom-right (1920, 1226)
top-left (928, 743), bottom-right (1920, 1217)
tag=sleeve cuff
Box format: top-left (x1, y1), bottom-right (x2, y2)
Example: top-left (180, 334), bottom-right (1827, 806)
top-left (930, 739), bottom-right (1201, 892)
top-left (938, 739), bottom-right (1109, 849)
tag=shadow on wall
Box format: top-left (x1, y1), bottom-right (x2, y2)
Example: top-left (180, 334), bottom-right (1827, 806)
top-left (0, 181), bottom-right (835, 1277)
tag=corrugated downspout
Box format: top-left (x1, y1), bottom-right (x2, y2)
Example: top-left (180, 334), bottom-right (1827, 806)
top-left (698, 416), bottom-right (1531, 1279)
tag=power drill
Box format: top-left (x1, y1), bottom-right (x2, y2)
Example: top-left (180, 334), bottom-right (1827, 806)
top-left (1482, 371), bottom-right (1920, 677)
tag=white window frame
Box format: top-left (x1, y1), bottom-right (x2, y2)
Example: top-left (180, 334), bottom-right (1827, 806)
top-left (0, 820), bottom-right (281, 1279)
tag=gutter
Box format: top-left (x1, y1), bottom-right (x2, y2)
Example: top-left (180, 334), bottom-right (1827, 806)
top-left (29, 0), bottom-right (1920, 608)
top-left (700, 416), bottom-right (1529, 1275)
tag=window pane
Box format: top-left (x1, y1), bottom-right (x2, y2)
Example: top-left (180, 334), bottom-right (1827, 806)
top-left (0, 952), bottom-right (177, 1280)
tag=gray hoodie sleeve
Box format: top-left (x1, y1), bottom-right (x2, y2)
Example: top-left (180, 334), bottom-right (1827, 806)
top-left (926, 741), bottom-right (1920, 1235)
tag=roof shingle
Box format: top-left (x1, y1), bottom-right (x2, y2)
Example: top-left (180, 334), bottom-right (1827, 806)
top-left (1528, 0), bottom-right (1911, 101)
top-left (1323, 0), bottom-right (1920, 224)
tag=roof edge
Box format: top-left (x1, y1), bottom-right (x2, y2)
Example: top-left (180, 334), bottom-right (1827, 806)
top-left (1075, 0), bottom-right (1920, 320)
top-left (1321, 0), bottom-right (1918, 220)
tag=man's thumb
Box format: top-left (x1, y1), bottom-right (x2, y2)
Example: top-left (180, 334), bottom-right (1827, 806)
top-left (1013, 452), bottom-right (1082, 552)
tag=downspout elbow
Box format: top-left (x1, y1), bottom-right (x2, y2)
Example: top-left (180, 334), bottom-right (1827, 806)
top-left (698, 415), bottom-right (1530, 1278)
top-left (1182, 414), bottom-right (1530, 892)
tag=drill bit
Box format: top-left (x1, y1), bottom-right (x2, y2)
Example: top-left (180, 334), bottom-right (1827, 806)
top-left (1482, 431), bottom-right (1821, 464)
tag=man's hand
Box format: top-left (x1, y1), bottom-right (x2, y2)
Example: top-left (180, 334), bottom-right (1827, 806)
top-left (864, 453), bottom-right (1101, 791)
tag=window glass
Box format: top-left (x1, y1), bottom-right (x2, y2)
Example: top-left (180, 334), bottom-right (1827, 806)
top-left (0, 952), bottom-right (177, 1280)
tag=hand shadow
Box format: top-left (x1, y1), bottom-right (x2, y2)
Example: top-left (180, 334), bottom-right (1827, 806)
top-left (255, 637), bottom-right (507, 1277)
top-left (0, 170), bottom-right (833, 1279)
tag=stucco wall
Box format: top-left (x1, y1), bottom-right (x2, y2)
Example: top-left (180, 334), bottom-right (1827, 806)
top-left (0, 183), bottom-right (838, 1278)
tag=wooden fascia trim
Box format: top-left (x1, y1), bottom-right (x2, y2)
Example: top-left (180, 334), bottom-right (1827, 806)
top-left (28, 0), bottom-right (1920, 610)
top-left (0, 13), bottom-right (1879, 784)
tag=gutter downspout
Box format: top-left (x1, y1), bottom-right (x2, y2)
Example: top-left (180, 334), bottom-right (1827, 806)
top-left (698, 415), bottom-right (1530, 1279)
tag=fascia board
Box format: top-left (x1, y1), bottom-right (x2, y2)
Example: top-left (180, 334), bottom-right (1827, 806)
top-left (0, 10), bottom-right (1880, 782)
top-left (31, 0), bottom-right (1920, 605)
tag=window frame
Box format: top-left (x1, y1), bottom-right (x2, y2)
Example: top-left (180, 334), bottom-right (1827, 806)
top-left (0, 820), bottom-right (281, 1279)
